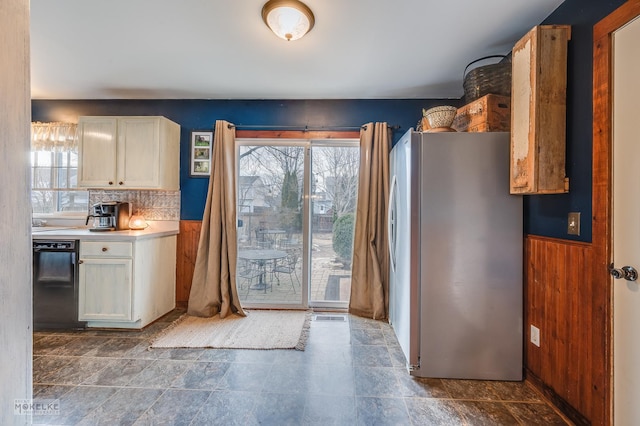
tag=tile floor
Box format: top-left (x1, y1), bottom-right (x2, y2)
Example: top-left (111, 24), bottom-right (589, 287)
top-left (32, 309), bottom-right (571, 425)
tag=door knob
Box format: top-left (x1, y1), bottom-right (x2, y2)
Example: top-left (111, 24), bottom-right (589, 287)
top-left (622, 266), bottom-right (638, 281)
top-left (609, 263), bottom-right (638, 281)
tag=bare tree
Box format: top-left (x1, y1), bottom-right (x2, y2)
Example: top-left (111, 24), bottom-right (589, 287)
top-left (239, 145), bottom-right (303, 202)
top-left (238, 144), bottom-right (304, 231)
top-left (313, 146), bottom-right (360, 217)
top-left (238, 143), bottom-right (359, 235)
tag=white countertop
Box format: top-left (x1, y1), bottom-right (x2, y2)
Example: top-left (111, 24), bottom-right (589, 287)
top-left (32, 220), bottom-right (179, 241)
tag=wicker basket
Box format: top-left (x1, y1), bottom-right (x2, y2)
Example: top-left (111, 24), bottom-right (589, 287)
top-left (423, 106), bottom-right (457, 129)
top-left (463, 55), bottom-right (512, 104)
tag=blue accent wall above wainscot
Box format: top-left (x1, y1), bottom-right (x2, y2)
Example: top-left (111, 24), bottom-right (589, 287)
top-left (29, 0), bottom-right (631, 242)
top-left (32, 98), bottom-right (457, 220)
top-left (522, 0), bottom-right (625, 243)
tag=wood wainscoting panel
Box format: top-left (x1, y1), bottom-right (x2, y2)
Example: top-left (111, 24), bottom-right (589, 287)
top-left (176, 220), bottom-right (202, 304)
top-left (525, 235), bottom-right (598, 424)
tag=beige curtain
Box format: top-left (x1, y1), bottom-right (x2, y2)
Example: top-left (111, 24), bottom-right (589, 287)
top-left (187, 120), bottom-right (245, 318)
top-left (348, 122), bottom-right (390, 320)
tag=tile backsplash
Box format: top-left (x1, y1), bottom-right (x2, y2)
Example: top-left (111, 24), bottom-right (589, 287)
top-left (89, 190), bottom-right (180, 221)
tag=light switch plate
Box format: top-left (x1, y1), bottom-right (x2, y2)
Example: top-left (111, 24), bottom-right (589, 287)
top-left (530, 325), bottom-right (540, 347)
top-left (568, 212), bottom-right (580, 236)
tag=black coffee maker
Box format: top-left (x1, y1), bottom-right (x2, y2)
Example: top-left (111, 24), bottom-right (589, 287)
top-left (86, 201), bottom-right (131, 231)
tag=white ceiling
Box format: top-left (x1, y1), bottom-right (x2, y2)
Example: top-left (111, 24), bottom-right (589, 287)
top-left (30, 0), bottom-right (565, 100)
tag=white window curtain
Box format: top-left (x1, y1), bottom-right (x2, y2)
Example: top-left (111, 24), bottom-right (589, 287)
top-left (31, 122), bottom-right (78, 152)
top-left (30, 122), bottom-right (87, 214)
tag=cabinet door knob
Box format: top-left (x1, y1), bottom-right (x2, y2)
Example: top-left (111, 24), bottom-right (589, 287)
top-left (118, 181), bottom-right (124, 185)
top-left (102, 247), bottom-right (108, 252)
top-left (108, 181), bottom-right (114, 185)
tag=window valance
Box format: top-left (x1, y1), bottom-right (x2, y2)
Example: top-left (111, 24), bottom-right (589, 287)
top-left (31, 122), bottom-right (78, 152)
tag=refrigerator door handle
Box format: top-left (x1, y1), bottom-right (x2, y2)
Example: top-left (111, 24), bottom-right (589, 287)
top-left (388, 175), bottom-right (398, 273)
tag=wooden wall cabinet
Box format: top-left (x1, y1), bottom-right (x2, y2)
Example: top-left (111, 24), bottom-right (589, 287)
top-left (510, 25), bottom-right (571, 194)
top-left (77, 116), bottom-right (180, 190)
top-left (452, 94), bottom-right (511, 132)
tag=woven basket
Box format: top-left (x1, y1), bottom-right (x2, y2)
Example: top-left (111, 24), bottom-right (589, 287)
top-left (423, 106), bottom-right (457, 129)
top-left (463, 55), bottom-right (512, 104)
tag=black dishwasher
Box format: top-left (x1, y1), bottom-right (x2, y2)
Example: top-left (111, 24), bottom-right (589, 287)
top-left (33, 240), bottom-right (86, 330)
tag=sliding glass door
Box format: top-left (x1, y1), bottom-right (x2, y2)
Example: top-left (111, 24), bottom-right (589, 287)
top-left (236, 141), bottom-right (306, 308)
top-left (309, 143), bottom-right (359, 309)
top-left (236, 138), bottom-right (359, 309)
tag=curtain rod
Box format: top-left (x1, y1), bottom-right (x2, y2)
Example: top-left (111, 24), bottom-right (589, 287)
top-left (226, 124), bottom-right (401, 131)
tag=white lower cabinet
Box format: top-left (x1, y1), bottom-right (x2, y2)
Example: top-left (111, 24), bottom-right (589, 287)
top-left (79, 257), bottom-right (133, 321)
top-left (78, 236), bottom-right (176, 329)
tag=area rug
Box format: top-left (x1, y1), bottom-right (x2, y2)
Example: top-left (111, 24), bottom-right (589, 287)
top-left (150, 310), bottom-right (311, 350)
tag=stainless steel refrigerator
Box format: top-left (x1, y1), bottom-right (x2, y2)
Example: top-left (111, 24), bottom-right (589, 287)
top-left (388, 129), bottom-right (523, 380)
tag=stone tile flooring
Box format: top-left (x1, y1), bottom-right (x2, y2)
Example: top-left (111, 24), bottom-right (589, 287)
top-left (32, 309), bottom-right (572, 425)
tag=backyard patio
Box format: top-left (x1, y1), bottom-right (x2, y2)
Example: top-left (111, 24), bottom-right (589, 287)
top-left (238, 232), bottom-right (351, 305)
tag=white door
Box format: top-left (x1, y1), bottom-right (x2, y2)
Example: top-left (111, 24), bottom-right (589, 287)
top-left (613, 15), bottom-right (640, 424)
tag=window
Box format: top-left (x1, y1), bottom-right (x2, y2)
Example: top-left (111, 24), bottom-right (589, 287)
top-left (31, 122), bottom-right (88, 215)
top-left (31, 150), bottom-right (88, 214)
top-left (236, 135), bottom-right (360, 309)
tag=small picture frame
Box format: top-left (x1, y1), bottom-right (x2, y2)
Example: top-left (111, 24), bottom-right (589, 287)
top-left (190, 131), bottom-right (213, 176)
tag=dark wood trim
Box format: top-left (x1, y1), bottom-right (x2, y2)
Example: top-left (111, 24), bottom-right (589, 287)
top-left (594, 1), bottom-right (640, 41)
top-left (236, 130), bottom-right (360, 139)
top-left (526, 371), bottom-right (590, 426)
top-left (525, 234), bottom-right (591, 248)
top-left (592, 2), bottom-right (640, 424)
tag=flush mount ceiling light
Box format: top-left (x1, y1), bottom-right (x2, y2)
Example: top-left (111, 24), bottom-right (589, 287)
top-left (261, 0), bottom-right (315, 41)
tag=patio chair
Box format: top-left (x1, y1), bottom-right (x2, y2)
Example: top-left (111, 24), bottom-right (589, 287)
top-left (255, 229), bottom-right (273, 249)
top-left (237, 259), bottom-right (265, 293)
top-left (271, 251), bottom-right (300, 293)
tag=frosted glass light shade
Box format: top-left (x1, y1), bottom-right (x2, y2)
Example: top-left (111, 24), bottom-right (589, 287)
top-left (262, 0), bottom-right (315, 41)
top-left (129, 215), bottom-right (147, 230)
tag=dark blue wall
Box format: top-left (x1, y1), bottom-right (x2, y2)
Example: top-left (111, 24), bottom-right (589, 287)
top-left (31, 0), bottom-right (625, 235)
top-left (522, 0), bottom-right (624, 242)
top-left (32, 99), bottom-right (455, 219)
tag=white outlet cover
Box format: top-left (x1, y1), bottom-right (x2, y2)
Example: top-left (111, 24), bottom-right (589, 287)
top-left (530, 325), bottom-right (540, 347)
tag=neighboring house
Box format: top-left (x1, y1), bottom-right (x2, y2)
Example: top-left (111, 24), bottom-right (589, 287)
top-left (237, 176), bottom-right (269, 214)
top-left (311, 190), bottom-right (332, 215)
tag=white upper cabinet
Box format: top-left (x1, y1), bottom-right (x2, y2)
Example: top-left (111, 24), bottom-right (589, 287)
top-left (77, 117), bottom-right (118, 188)
top-left (78, 116), bottom-right (180, 189)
